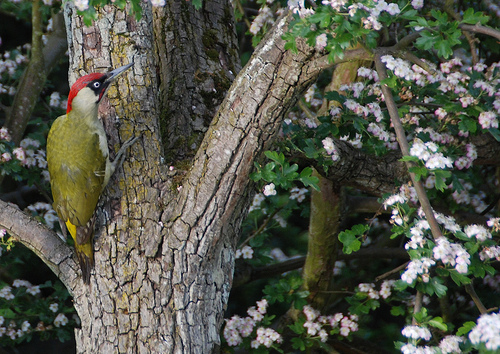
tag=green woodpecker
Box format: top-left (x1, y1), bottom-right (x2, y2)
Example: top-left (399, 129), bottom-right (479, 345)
top-left (47, 62), bottom-right (136, 284)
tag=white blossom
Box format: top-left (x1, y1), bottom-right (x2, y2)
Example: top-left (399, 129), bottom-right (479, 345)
top-left (263, 183), bottom-right (277, 197)
top-left (469, 312), bottom-right (500, 350)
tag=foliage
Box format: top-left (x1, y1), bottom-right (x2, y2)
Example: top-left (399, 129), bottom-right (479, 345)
top-left (224, 0), bottom-right (500, 353)
top-left (0, 243), bottom-right (76, 346)
top-left (0, 2), bottom-right (75, 346)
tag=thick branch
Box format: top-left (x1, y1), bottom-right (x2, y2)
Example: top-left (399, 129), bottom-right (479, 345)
top-left (299, 139), bottom-right (407, 196)
top-left (0, 200), bottom-right (76, 290)
top-left (170, 13), bottom-right (374, 240)
top-left (299, 135), bottom-right (500, 197)
top-left (303, 172), bottom-right (341, 309)
top-left (163, 13), bottom-right (373, 351)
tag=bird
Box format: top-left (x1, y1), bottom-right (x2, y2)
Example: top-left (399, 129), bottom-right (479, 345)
top-left (47, 62), bottom-right (137, 284)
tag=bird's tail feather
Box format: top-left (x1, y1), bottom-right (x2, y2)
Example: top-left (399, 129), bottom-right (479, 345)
top-left (66, 220), bottom-right (94, 284)
top-left (75, 245), bottom-right (94, 285)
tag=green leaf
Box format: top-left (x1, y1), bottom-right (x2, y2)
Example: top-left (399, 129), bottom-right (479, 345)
top-left (454, 231), bottom-right (469, 241)
top-left (409, 17), bottom-right (430, 29)
top-left (291, 337), bottom-right (306, 351)
top-left (130, 0), bottom-right (143, 20)
top-left (461, 8), bottom-right (489, 25)
top-left (338, 231), bottom-right (362, 254)
top-left (80, 6), bottom-right (97, 26)
top-left (0, 308), bottom-right (16, 318)
top-left (299, 167), bottom-right (320, 190)
top-left (416, 30), bottom-right (438, 51)
top-left (483, 264), bottom-right (496, 276)
top-left (325, 90), bottom-right (346, 103)
top-left (456, 321), bottom-right (476, 336)
top-left (283, 33), bottom-right (298, 53)
top-left (400, 155), bottom-right (420, 163)
top-left (408, 165), bottom-right (428, 181)
top-left (428, 317), bottom-right (448, 331)
top-left (458, 117), bottom-right (477, 133)
top-left (434, 170), bottom-right (451, 191)
top-left (191, 0), bottom-right (203, 10)
top-left (114, 0), bottom-right (126, 9)
top-left (413, 307), bottom-right (429, 323)
top-left (288, 316), bottom-right (306, 335)
top-left (283, 163), bottom-right (299, 176)
top-left (417, 277), bottom-right (447, 297)
top-left (261, 163), bottom-right (277, 182)
top-left (380, 74), bottom-right (398, 88)
top-left (488, 128), bottom-right (500, 142)
top-left (430, 9), bottom-right (448, 25)
top-left (264, 151), bottom-right (285, 165)
top-left (250, 163), bottom-right (263, 181)
top-left (435, 39), bottom-right (454, 59)
top-left (401, 9), bottom-right (418, 20)
top-left (352, 224), bottom-right (370, 234)
top-left (391, 306), bottom-right (406, 316)
top-left (449, 270), bottom-right (471, 286)
top-left (393, 279), bottom-right (410, 291)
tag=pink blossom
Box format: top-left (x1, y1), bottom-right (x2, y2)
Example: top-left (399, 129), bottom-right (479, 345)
top-left (478, 111), bottom-right (498, 129)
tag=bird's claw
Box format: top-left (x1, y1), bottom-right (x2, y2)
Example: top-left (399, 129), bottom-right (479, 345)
top-left (111, 135), bottom-right (139, 173)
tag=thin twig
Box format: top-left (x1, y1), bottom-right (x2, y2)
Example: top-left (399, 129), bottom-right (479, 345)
top-left (375, 262), bottom-right (409, 282)
top-left (374, 51), bottom-right (443, 241)
top-left (443, 0), bottom-right (479, 64)
top-left (412, 291), bottom-right (424, 325)
top-left (459, 24), bottom-right (500, 41)
top-left (239, 208), bottom-right (281, 247)
top-left (465, 283), bottom-right (488, 315)
top-left (399, 51), bottom-right (437, 75)
top-left (298, 99), bottom-right (318, 122)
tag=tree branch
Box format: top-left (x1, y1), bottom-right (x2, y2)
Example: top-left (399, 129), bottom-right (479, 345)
top-left (465, 283), bottom-right (488, 315)
top-left (233, 247), bottom-right (409, 286)
top-left (294, 133), bottom-right (499, 197)
top-left (169, 12), bottom-right (375, 242)
top-left (459, 24), bottom-right (500, 41)
top-left (295, 139), bottom-right (407, 196)
top-left (0, 200), bottom-right (76, 291)
top-left (4, 10), bottom-right (67, 145)
top-left (374, 51), bottom-right (443, 240)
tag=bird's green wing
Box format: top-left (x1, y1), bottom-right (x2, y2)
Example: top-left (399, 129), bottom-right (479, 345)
top-left (47, 114), bottom-right (107, 241)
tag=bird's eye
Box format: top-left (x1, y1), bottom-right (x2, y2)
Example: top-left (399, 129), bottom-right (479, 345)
top-left (93, 82), bottom-right (101, 88)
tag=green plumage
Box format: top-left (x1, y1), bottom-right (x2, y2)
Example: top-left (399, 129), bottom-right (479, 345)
top-left (47, 108), bottom-right (108, 284)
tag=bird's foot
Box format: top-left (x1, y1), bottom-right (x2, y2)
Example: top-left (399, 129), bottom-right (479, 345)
top-left (111, 136), bottom-right (139, 174)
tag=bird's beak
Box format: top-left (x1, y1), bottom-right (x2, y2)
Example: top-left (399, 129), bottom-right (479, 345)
top-left (98, 62), bottom-right (134, 101)
top-left (105, 62), bottom-right (134, 84)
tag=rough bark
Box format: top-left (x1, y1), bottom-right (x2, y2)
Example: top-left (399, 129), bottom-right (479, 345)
top-left (161, 14), bottom-right (339, 351)
top-left (63, 2), bottom-right (168, 352)
top-left (2, 3), bottom-right (498, 351)
top-left (152, 0), bottom-right (240, 161)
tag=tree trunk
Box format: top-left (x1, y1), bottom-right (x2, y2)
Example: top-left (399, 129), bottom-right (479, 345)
top-left (63, 4), bottom-right (345, 350)
top-left (152, 0), bottom-right (240, 161)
